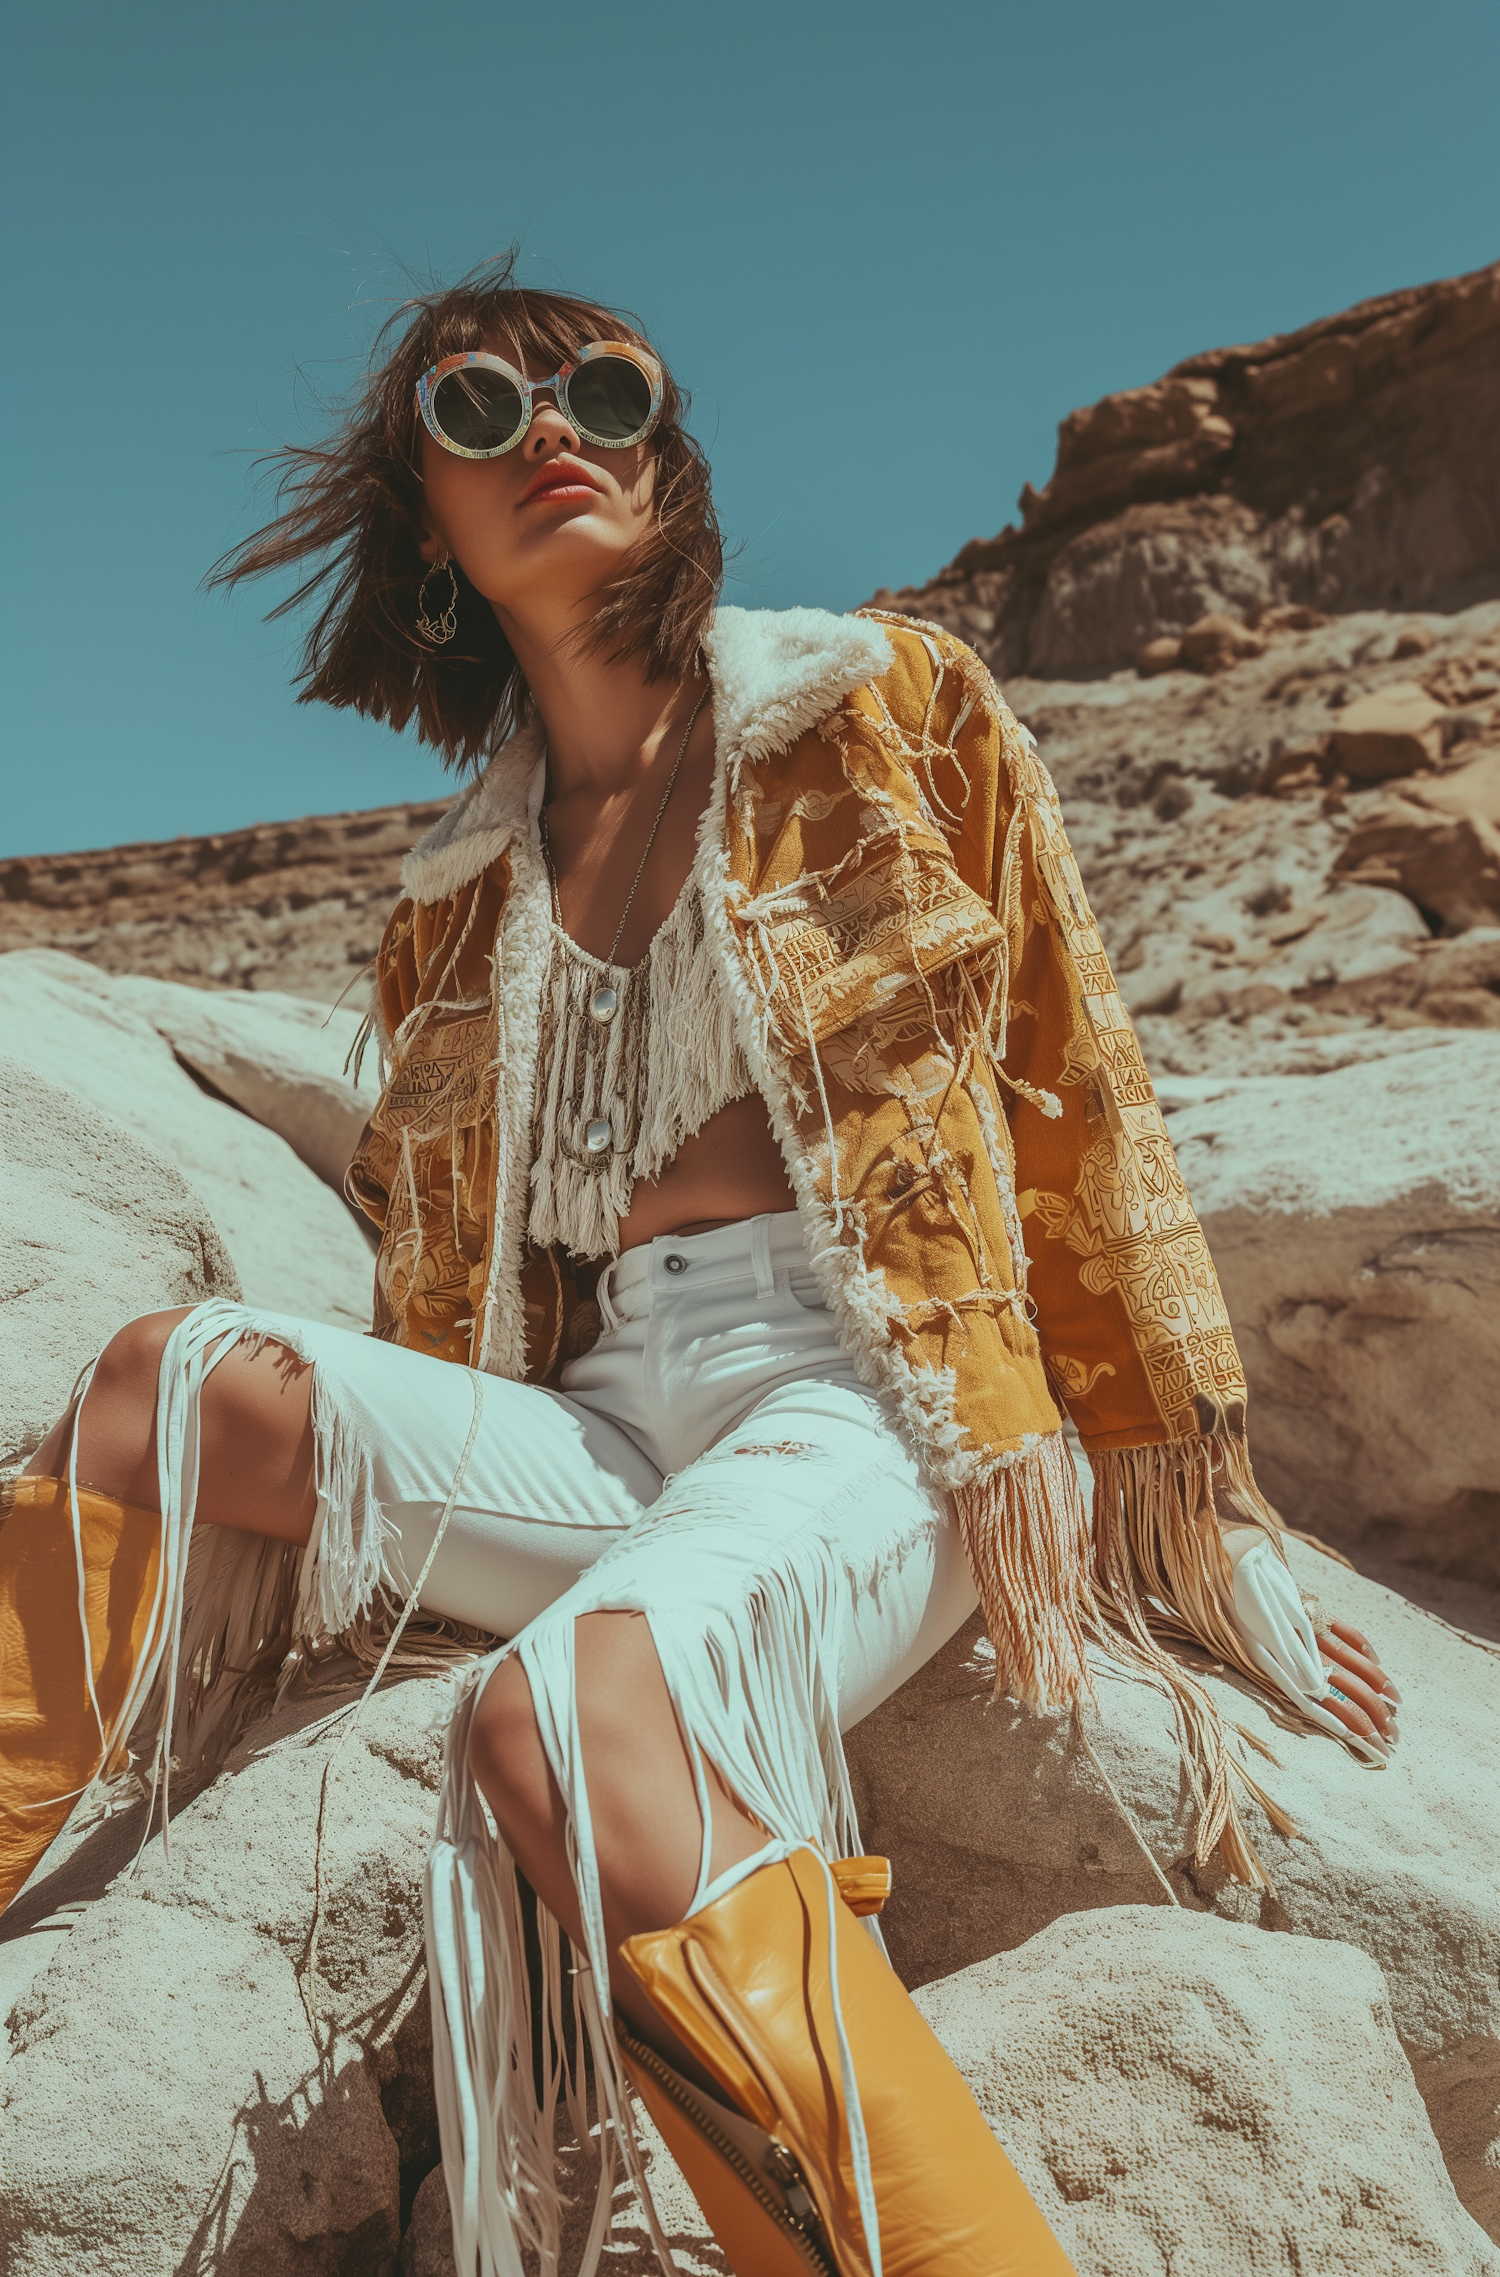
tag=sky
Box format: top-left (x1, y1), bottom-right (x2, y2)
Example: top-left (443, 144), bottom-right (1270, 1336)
top-left (4, 0), bottom-right (1497, 858)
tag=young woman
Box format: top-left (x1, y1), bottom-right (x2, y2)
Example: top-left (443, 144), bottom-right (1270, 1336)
top-left (1, 261), bottom-right (1397, 2277)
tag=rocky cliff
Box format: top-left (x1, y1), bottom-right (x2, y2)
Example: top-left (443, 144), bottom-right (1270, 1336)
top-left (0, 798), bottom-right (451, 1005)
top-left (872, 257), bottom-right (1500, 679)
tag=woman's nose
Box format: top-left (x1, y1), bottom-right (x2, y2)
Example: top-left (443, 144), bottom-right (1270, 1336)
top-left (525, 393), bottom-right (579, 454)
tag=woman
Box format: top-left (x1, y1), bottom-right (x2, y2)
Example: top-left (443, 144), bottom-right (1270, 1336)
top-left (0, 260), bottom-right (1397, 2277)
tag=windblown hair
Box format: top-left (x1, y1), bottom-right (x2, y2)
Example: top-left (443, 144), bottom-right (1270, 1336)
top-left (212, 253), bottom-right (723, 768)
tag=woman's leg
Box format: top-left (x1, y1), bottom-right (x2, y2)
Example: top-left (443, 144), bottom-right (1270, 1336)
top-left (23, 1307), bottom-right (317, 1544)
top-left (470, 1610), bottom-right (766, 2069)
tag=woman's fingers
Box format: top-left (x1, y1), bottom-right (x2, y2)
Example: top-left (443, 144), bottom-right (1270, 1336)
top-left (1317, 1682), bottom-right (1388, 1749)
top-left (1321, 1632), bottom-right (1398, 1704)
top-left (1318, 1637), bottom-right (1397, 1740)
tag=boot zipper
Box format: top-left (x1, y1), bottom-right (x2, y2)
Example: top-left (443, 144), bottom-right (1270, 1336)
top-left (617, 2024), bottom-right (838, 2275)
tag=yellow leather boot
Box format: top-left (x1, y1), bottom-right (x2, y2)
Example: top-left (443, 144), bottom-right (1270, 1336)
top-left (618, 1845), bottom-right (1075, 2277)
top-left (0, 1475), bottom-right (164, 1914)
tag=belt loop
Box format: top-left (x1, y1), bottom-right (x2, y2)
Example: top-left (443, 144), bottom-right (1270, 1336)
top-left (597, 1258), bottom-right (620, 1334)
top-left (751, 1214), bottom-right (775, 1298)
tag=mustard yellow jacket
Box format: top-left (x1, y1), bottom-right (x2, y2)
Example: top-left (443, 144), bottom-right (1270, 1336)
top-left (351, 605), bottom-right (1286, 1877)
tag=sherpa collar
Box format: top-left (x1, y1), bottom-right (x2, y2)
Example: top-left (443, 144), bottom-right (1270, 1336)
top-left (399, 603), bottom-right (891, 907)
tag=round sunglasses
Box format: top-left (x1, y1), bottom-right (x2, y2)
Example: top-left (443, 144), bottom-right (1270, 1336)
top-left (415, 341), bottom-right (664, 460)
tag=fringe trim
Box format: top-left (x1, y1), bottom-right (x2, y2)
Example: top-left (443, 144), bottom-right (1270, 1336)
top-left (90, 1305), bottom-right (493, 1841)
top-left (426, 1488), bottom-right (867, 2277)
top-left (526, 885), bottom-right (753, 1262)
top-left (1089, 1433), bottom-right (1299, 1888)
top-left (954, 1431), bottom-right (1095, 1712)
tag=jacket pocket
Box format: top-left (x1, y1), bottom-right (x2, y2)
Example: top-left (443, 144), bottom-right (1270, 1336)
top-left (738, 835), bottom-right (1004, 1051)
top-left (375, 1010), bottom-right (493, 1136)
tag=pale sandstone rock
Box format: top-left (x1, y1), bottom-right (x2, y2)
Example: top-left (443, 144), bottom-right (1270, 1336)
top-left (108, 970), bottom-right (378, 1191)
top-left (845, 1549), bottom-right (1500, 2243)
top-left (7, 1534), bottom-right (1497, 2269)
top-left (1332, 679), bottom-right (1448, 779)
top-left (0, 950), bottom-right (374, 1331)
top-left (1168, 1036), bottom-right (1500, 1581)
top-left (1337, 793), bottom-right (1500, 929)
top-left (917, 1907), bottom-right (1499, 2276)
top-left (0, 1669), bottom-right (448, 2274)
top-left (0, 1056), bottom-right (241, 1477)
top-left (1178, 610), bottom-right (1268, 673)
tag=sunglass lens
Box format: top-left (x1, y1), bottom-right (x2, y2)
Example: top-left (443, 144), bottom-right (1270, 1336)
top-left (565, 355), bottom-right (654, 442)
top-left (431, 366), bottom-right (526, 453)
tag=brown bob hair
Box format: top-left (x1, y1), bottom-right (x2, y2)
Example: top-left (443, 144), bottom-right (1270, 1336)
top-left (213, 254), bottom-right (723, 769)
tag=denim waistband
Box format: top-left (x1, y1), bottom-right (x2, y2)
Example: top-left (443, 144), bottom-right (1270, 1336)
top-left (600, 1210), bottom-right (812, 1326)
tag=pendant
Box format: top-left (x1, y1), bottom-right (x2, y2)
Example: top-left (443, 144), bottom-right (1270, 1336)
top-left (585, 1117), bottom-right (612, 1154)
top-left (589, 983), bottom-right (619, 1024)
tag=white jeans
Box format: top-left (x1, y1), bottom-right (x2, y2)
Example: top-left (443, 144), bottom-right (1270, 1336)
top-left (142, 1212), bottom-right (977, 2276)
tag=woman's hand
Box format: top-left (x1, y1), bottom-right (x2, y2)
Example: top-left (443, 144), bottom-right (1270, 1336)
top-left (1317, 1619), bottom-right (1400, 1750)
top-left (1220, 1527), bottom-right (1402, 1764)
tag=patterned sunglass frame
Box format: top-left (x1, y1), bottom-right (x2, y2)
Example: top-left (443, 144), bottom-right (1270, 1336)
top-left (415, 340), bottom-right (664, 459)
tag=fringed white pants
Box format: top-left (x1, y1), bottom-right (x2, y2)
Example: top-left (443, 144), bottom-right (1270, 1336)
top-left (135, 1213), bottom-right (978, 2276)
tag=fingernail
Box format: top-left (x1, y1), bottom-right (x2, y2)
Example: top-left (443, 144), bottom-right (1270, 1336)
top-left (1383, 1680), bottom-right (1403, 1704)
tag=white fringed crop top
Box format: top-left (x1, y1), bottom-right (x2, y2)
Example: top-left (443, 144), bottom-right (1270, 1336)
top-left (527, 874), bottom-right (754, 1260)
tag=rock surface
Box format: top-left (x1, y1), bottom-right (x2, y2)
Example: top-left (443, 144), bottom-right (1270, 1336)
top-left (107, 969), bottom-right (377, 1190)
top-left (873, 257), bottom-right (1500, 678)
top-left (0, 1055), bottom-right (242, 1479)
top-left (845, 1547), bottom-right (1500, 2244)
top-left (919, 1906), bottom-right (1498, 2276)
top-left (1167, 1036), bottom-right (1500, 1582)
top-left (0, 950), bottom-right (374, 1331)
top-left (0, 796), bottom-right (449, 1006)
top-left (7, 1553), bottom-right (1497, 2270)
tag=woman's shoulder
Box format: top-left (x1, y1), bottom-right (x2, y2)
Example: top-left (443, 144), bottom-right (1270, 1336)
top-left (848, 605), bottom-right (1020, 744)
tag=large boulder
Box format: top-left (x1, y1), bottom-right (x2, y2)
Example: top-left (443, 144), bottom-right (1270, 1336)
top-left (1164, 1034), bottom-right (1500, 1582)
top-left (108, 971), bottom-right (377, 1192)
top-left (0, 1667), bottom-right (452, 2275)
top-left (0, 1056), bottom-right (241, 1477)
top-left (0, 951), bottom-right (374, 1332)
top-left (845, 1543), bottom-right (1500, 2243)
top-left (920, 1907), bottom-right (1498, 2276)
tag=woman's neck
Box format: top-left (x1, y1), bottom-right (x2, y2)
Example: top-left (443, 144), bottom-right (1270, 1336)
top-left (493, 590), bottom-right (695, 796)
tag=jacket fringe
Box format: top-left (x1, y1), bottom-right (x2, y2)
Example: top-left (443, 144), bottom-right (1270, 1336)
top-left (958, 1427), bottom-right (1300, 1888)
top-left (954, 1432), bottom-right (1094, 1712)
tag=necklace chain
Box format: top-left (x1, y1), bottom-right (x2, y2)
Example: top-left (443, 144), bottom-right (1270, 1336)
top-left (539, 679), bottom-right (710, 967)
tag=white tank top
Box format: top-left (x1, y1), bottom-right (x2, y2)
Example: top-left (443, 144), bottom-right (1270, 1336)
top-left (527, 874), bottom-right (754, 1260)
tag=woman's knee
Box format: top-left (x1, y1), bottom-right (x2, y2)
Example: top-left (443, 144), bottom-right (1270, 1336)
top-left (91, 1307), bottom-right (194, 1402)
top-left (467, 1655), bottom-right (553, 1828)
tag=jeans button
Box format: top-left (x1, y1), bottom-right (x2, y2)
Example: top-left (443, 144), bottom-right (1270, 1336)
top-left (663, 1253), bottom-right (688, 1274)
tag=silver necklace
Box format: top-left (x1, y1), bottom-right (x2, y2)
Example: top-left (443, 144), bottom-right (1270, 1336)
top-left (538, 680), bottom-right (710, 1157)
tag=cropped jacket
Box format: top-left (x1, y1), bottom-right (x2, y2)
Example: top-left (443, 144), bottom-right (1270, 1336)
top-left (349, 604), bottom-right (1289, 1878)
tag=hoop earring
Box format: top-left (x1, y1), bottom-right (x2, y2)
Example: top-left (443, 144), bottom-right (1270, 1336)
top-left (416, 556), bottom-right (459, 646)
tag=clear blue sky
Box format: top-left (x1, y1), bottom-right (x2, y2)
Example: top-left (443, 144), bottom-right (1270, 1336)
top-left (4, 0), bottom-right (1497, 857)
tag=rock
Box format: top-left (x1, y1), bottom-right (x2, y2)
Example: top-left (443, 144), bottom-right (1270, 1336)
top-left (0, 795), bottom-right (450, 1007)
top-left (1178, 611), bottom-right (1267, 673)
top-left (0, 1056), bottom-right (241, 1479)
top-left (108, 972), bottom-right (377, 1190)
top-left (1228, 881), bottom-right (1427, 997)
top-left (1135, 634), bottom-right (1183, 676)
top-left (0, 1666), bottom-right (450, 2275)
top-left (1331, 680), bottom-right (1448, 780)
top-left (917, 1907), bottom-right (1499, 2275)
top-left (13, 1582), bottom-right (1497, 2270)
top-left (1408, 746), bottom-right (1500, 828)
top-left (0, 951), bottom-right (374, 1332)
top-left (844, 1546), bottom-right (1500, 2244)
top-left (1336, 797), bottom-right (1500, 933)
top-left (871, 256), bottom-right (1500, 677)
top-left (1167, 1036), bottom-right (1500, 1583)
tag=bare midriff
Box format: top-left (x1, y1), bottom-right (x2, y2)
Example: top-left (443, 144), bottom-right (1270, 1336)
top-left (616, 1093), bottom-right (795, 1250)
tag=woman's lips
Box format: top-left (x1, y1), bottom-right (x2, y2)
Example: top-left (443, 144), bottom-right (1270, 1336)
top-left (519, 463), bottom-right (603, 506)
